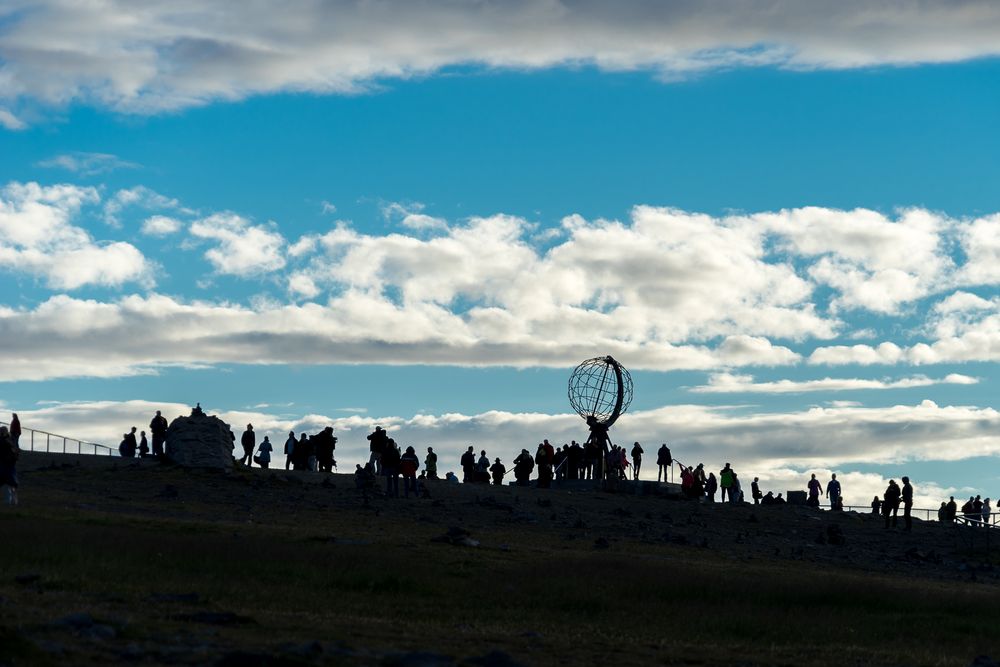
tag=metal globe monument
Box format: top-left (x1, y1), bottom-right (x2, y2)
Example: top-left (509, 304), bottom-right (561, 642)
top-left (568, 355), bottom-right (633, 483)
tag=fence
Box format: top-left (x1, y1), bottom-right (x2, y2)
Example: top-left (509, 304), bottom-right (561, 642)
top-left (0, 421), bottom-right (115, 456)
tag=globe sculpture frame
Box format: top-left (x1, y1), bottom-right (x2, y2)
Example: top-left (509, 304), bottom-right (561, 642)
top-left (568, 355), bottom-right (633, 428)
top-left (568, 355), bottom-right (633, 485)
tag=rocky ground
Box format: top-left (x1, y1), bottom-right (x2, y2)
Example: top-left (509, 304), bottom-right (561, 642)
top-left (1, 452), bottom-right (999, 666)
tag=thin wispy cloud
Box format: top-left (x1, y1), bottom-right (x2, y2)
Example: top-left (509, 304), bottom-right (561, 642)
top-left (692, 372), bottom-right (979, 394)
top-left (36, 152), bottom-right (139, 176)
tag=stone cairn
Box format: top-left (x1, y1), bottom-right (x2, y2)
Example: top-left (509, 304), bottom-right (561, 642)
top-left (164, 404), bottom-right (234, 469)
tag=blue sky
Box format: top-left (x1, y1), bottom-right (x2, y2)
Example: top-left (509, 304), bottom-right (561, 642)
top-left (1, 1), bottom-right (1000, 507)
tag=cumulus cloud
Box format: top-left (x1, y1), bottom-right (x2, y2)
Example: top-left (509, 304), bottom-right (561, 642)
top-left (382, 202), bottom-right (448, 232)
top-left (3, 2), bottom-right (1000, 115)
top-left (189, 213), bottom-right (287, 276)
top-left (36, 152), bottom-right (138, 176)
top-left (141, 215), bottom-right (182, 237)
top-left (692, 372), bottom-right (978, 394)
top-left (11, 397), bottom-right (999, 508)
top-left (103, 185), bottom-right (183, 227)
top-left (0, 181), bottom-right (153, 289)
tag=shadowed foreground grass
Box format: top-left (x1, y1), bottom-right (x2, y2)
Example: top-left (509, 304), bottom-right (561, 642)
top-left (1, 507), bottom-right (998, 666)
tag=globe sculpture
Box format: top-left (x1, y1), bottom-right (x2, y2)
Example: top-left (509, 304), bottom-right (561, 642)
top-left (568, 355), bottom-right (633, 427)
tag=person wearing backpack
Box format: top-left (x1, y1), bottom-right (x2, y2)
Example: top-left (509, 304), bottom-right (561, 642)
top-left (0, 426), bottom-right (19, 506)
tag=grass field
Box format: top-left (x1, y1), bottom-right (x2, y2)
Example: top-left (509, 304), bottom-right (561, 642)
top-left (1, 457), bottom-right (999, 666)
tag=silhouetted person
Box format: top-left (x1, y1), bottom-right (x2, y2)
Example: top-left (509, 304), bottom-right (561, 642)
top-left (731, 472), bottom-right (742, 504)
top-left (584, 416), bottom-right (611, 479)
top-left (962, 496), bottom-right (975, 521)
top-left (761, 491), bottom-right (775, 505)
top-left (871, 496), bottom-right (881, 516)
top-left (825, 473), bottom-right (841, 508)
top-left (631, 442), bottom-right (644, 480)
top-left (120, 427), bottom-right (138, 458)
top-left (293, 433), bottom-right (310, 471)
top-left (567, 441), bottom-right (582, 480)
top-left (536, 443), bottom-right (552, 488)
top-left (490, 458), bottom-right (506, 485)
top-left (383, 439), bottom-right (401, 497)
top-left (705, 472), bottom-right (718, 502)
top-left (445, 471), bottom-right (459, 484)
top-left (256, 435), bottom-right (273, 469)
top-left (883, 480), bottom-right (901, 529)
top-left (693, 463), bottom-right (706, 498)
top-left (946, 496), bottom-right (957, 522)
top-left (513, 449), bottom-right (533, 486)
top-left (313, 426), bottom-right (337, 473)
top-left (9, 414), bottom-right (21, 448)
top-left (400, 446), bottom-right (419, 497)
top-left (476, 450), bottom-right (490, 482)
top-left (461, 446), bottom-right (475, 482)
top-left (657, 444), bottom-right (672, 482)
top-left (974, 495), bottom-right (984, 519)
top-left (0, 426), bottom-right (19, 506)
top-left (553, 445), bottom-right (567, 481)
top-left (807, 473), bottom-right (821, 508)
top-left (367, 426), bottom-right (388, 475)
top-left (284, 431), bottom-right (296, 470)
top-left (240, 424), bottom-right (255, 467)
top-left (937, 502), bottom-right (948, 522)
top-left (425, 447), bottom-right (438, 479)
top-left (751, 477), bottom-right (762, 505)
top-left (680, 466), bottom-right (694, 498)
top-left (138, 431), bottom-right (149, 458)
top-left (719, 463), bottom-right (734, 502)
top-left (901, 476), bottom-right (914, 532)
top-left (149, 410), bottom-right (168, 458)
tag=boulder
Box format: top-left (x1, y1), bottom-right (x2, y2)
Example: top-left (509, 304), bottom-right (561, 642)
top-left (164, 407), bottom-right (234, 469)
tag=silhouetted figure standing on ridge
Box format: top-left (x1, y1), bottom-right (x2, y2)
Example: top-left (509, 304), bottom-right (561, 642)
top-left (0, 426), bottom-right (19, 506)
top-left (751, 477), bottom-right (762, 505)
top-left (826, 474), bottom-right (841, 509)
top-left (149, 410), bottom-right (168, 458)
top-left (901, 476), bottom-right (914, 531)
top-left (425, 447), bottom-right (438, 479)
top-left (719, 463), bottom-right (734, 502)
top-left (705, 472), bottom-right (718, 502)
top-left (256, 435), bottom-right (273, 469)
top-left (946, 496), bottom-right (957, 522)
top-left (138, 431), bottom-right (149, 458)
top-left (657, 444), bottom-right (672, 482)
top-left (567, 441), bottom-right (582, 480)
top-left (400, 445), bottom-right (419, 497)
top-left (883, 480), bottom-right (901, 529)
top-left (461, 446), bottom-right (475, 483)
top-left (367, 426), bottom-right (388, 475)
top-left (513, 448), bottom-right (533, 486)
top-left (9, 414), bottom-right (20, 448)
top-left (293, 433), bottom-right (310, 471)
top-left (120, 427), bottom-right (138, 458)
top-left (807, 473), bottom-right (821, 508)
top-left (536, 443), bottom-right (552, 488)
top-left (240, 424), bottom-right (255, 467)
top-left (284, 431), bottom-right (296, 470)
top-left (313, 426), bottom-right (337, 473)
top-left (630, 442), bottom-right (643, 480)
top-left (382, 439), bottom-right (401, 497)
top-left (476, 450), bottom-right (490, 483)
top-left (490, 458), bottom-right (506, 485)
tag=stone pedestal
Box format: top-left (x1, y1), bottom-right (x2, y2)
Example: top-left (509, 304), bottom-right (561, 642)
top-left (164, 408), bottom-right (234, 470)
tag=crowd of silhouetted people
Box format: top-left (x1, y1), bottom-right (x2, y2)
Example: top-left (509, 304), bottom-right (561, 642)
top-left (3, 409), bottom-right (996, 533)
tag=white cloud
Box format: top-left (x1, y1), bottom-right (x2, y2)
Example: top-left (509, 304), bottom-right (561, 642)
top-left (10, 398), bottom-right (998, 508)
top-left (692, 372), bottom-right (978, 394)
top-left (287, 272), bottom-right (320, 299)
top-left (3, 2), bottom-right (1000, 114)
top-left (0, 108), bottom-right (26, 130)
top-left (103, 185), bottom-right (183, 227)
top-left (189, 213), bottom-right (287, 276)
top-left (36, 152), bottom-right (138, 176)
top-left (141, 215), bottom-right (182, 236)
top-left (0, 181), bottom-right (153, 289)
top-left (320, 201), bottom-right (337, 215)
top-left (959, 215), bottom-right (1000, 285)
top-left (382, 202), bottom-right (448, 232)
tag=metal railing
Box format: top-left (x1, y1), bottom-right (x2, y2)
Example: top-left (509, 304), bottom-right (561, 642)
top-left (0, 421), bottom-right (115, 456)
